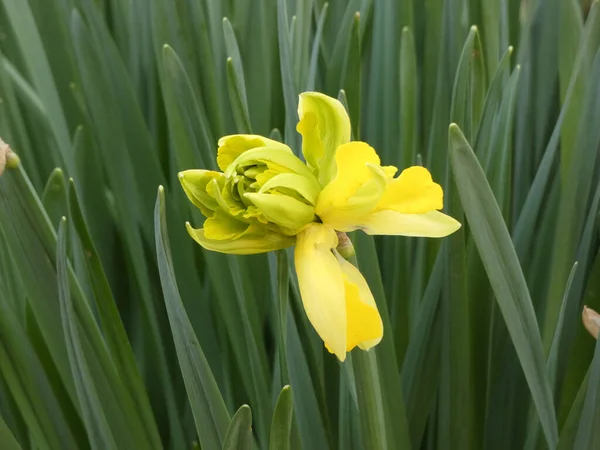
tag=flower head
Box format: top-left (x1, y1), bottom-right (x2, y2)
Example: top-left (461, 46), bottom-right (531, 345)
top-left (179, 92), bottom-right (460, 361)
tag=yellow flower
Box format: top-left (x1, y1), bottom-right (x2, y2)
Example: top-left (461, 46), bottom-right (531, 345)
top-left (179, 92), bottom-right (460, 361)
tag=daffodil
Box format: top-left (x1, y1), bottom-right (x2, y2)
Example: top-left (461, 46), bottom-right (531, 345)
top-left (179, 92), bottom-right (460, 361)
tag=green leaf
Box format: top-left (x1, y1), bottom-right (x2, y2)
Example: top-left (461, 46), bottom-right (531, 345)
top-left (0, 414), bottom-right (22, 450)
top-left (401, 251), bottom-right (444, 446)
top-left (0, 0), bottom-right (72, 169)
top-left (276, 250), bottom-right (290, 385)
top-left (269, 386), bottom-right (294, 450)
top-left (226, 58), bottom-right (253, 134)
top-left (353, 234), bottom-right (411, 450)
top-left (67, 180), bottom-right (162, 448)
top-left (277, 0), bottom-right (299, 151)
top-left (223, 405), bottom-right (253, 450)
top-left (448, 124), bottom-right (558, 449)
top-left (574, 337), bottom-right (600, 448)
top-left (42, 168), bottom-right (68, 230)
top-left (341, 12), bottom-right (361, 140)
top-left (154, 186), bottom-right (231, 449)
top-left (161, 44), bottom-right (215, 170)
top-left (223, 18), bottom-right (252, 133)
top-left (306, 3), bottom-right (328, 91)
top-left (557, 370), bottom-right (589, 450)
top-left (56, 218), bottom-right (118, 450)
top-left (399, 27), bottom-right (418, 171)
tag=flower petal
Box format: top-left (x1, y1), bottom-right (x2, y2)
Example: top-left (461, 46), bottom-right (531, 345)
top-left (376, 166), bottom-right (443, 214)
top-left (203, 208), bottom-right (249, 240)
top-left (258, 172), bottom-right (321, 205)
top-left (297, 92), bottom-right (351, 185)
top-left (294, 224), bottom-right (347, 361)
top-left (217, 135), bottom-right (291, 171)
top-left (178, 170), bottom-right (222, 216)
top-left (334, 252), bottom-right (383, 351)
top-left (186, 222), bottom-right (294, 254)
top-left (316, 142), bottom-right (385, 229)
top-left (358, 210), bottom-right (461, 237)
top-left (244, 192), bottom-right (315, 232)
top-left (225, 147), bottom-right (316, 182)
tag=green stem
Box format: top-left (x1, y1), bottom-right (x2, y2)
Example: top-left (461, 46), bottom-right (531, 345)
top-left (337, 233), bottom-right (388, 450)
top-left (276, 249), bottom-right (290, 385)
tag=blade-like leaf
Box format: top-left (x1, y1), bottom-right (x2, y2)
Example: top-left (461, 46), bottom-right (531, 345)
top-left (56, 218), bottom-right (117, 450)
top-left (154, 186), bottom-right (231, 449)
top-left (269, 386), bottom-right (294, 450)
top-left (223, 405), bottom-right (253, 450)
top-left (448, 124), bottom-right (558, 448)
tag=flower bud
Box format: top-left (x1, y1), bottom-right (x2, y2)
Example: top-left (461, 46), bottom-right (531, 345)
top-left (582, 305), bottom-right (600, 340)
top-left (0, 137), bottom-right (20, 176)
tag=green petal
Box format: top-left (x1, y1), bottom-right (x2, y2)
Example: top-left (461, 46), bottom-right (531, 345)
top-left (244, 192), bottom-right (315, 232)
top-left (178, 170), bottom-right (222, 216)
top-left (258, 172), bottom-right (322, 205)
top-left (297, 92), bottom-right (351, 185)
top-left (225, 147), bottom-right (317, 182)
top-left (186, 222), bottom-right (294, 254)
top-left (217, 134), bottom-right (291, 171)
top-left (203, 208), bottom-right (250, 240)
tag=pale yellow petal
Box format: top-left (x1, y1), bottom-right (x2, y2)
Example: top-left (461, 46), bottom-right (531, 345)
top-left (335, 252), bottom-right (383, 351)
top-left (243, 192), bottom-right (315, 231)
top-left (358, 210), bottom-right (461, 237)
top-left (178, 170), bottom-right (222, 216)
top-left (217, 134), bottom-right (291, 171)
top-left (297, 92), bottom-right (351, 185)
top-left (203, 208), bottom-right (249, 240)
top-left (377, 166), bottom-right (443, 214)
top-left (225, 147), bottom-right (315, 182)
top-left (294, 224), bottom-right (347, 361)
top-left (186, 222), bottom-right (294, 254)
top-left (258, 172), bottom-right (321, 205)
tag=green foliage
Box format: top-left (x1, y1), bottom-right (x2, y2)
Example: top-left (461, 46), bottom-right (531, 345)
top-left (0, 1), bottom-right (599, 449)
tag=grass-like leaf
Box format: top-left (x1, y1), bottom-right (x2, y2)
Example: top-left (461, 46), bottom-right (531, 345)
top-left (449, 124), bottom-right (558, 448)
top-left (154, 186), bottom-right (231, 448)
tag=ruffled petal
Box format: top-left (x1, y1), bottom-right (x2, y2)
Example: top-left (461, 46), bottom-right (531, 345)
top-left (297, 92), bottom-right (351, 185)
top-left (244, 193), bottom-right (315, 231)
top-left (178, 170), bottom-right (222, 216)
top-left (316, 142), bottom-right (386, 230)
top-left (217, 135), bottom-right (291, 171)
top-left (294, 224), bottom-right (347, 361)
top-left (357, 210), bottom-right (461, 237)
top-left (376, 166), bottom-right (443, 214)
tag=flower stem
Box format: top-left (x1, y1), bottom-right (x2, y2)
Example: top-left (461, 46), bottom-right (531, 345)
top-left (337, 233), bottom-right (388, 450)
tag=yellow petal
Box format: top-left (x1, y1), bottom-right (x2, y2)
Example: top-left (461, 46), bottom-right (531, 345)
top-left (316, 142), bottom-right (385, 229)
top-left (178, 170), bottom-right (222, 216)
top-left (297, 92), bottom-right (351, 185)
top-left (244, 192), bottom-right (315, 231)
top-left (186, 222), bottom-right (294, 254)
top-left (335, 252), bottom-right (383, 351)
top-left (358, 210), bottom-right (461, 237)
top-left (217, 135), bottom-right (291, 171)
top-left (376, 166), bottom-right (443, 214)
top-left (294, 224), bottom-right (347, 361)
